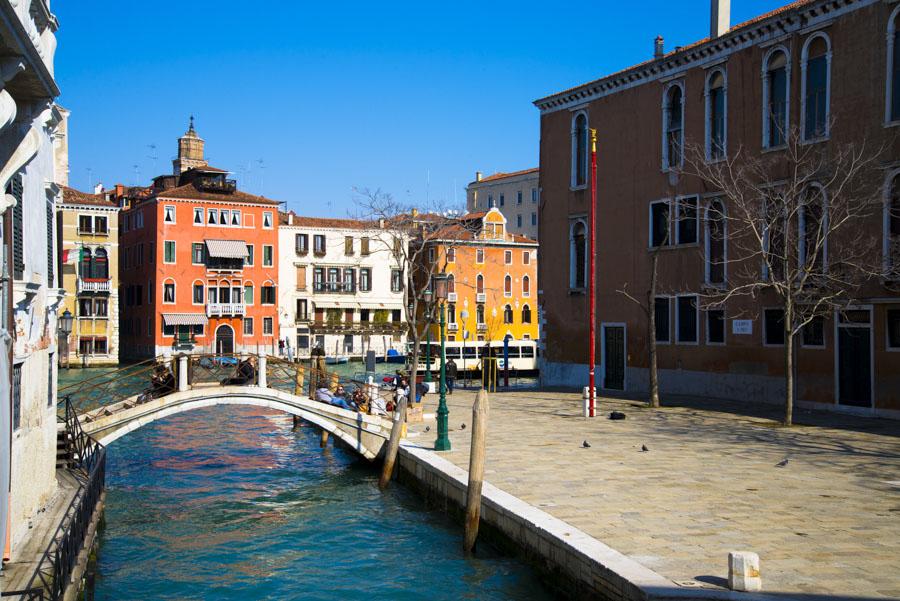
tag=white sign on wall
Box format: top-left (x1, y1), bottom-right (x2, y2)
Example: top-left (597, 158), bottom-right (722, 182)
top-left (732, 319), bottom-right (753, 335)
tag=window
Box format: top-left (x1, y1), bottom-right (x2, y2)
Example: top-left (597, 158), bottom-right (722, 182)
top-left (499, 194), bottom-right (505, 207)
top-left (360, 268), bottom-right (371, 292)
top-left (164, 240), bottom-right (176, 264)
top-left (163, 205), bottom-right (176, 223)
top-left (517, 191), bottom-right (523, 205)
top-left (706, 200), bottom-right (727, 285)
top-left (11, 363), bottom-right (21, 430)
top-left (93, 248), bottom-right (109, 279)
top-left (343, 268), bottom-right (356, 292)
top-left (522, 275), bottom-right (530, 297)
top-left (244, 283), bottom-right (254, 305)
top-left (163, 281), bottom-right (175, 304)
top-left (78, 297), bottom-right (93, 316)
top-left (263, 211), bottom-right (273, 228)
top-left (570, 220), bottom-right (587, 289)
top-left (800, 185), bottom-right (826, 272)
top-left (706, 69), bottom-right (726, 160)
top-left (244, 318), bottom-right (254, 336)
top-left (95, 298), bottom-right (108, 317)
top-left (522, 304), bottom-right (532, 324)
top-left (488, 194), bottom-right (494, 208)
top-left (428, 247), bottom-right (435, 263)
top-left (94, 216), bottom-right (108, 234)
top-left (650, 201), bottom-right (670, 247)
top-left (888, 309), bottom-right (900, 349)
top-left (447, 247), bottom-right (455, 263)
top-left (707, 309), bottom-right (725, 344)
top-left (532, 187), bottom-right (538, 203)
top-left (523, 251), bottom-right (531, 265)
top-left (888, 9), bottom-right (900, 123)
top-left (763, 48), bottom-right (789, 148)
top-left (192, 243), bottom-right (205, 265)
top-left (676, 295), bottom-right (698, 344)
top-left (802, 34), bottom-right (831, 141)
top-left (392, 309), bottom-right (402, 322)
top-left (888, 174), bottom-right (900, 273)
top-left (531, 212), bottom-right (537, 226)
top-left (503, 304), bottom-right (513, 324)
top-left (504, 275), bottom-right (512, 297)
top-left (516, 215), bottom-right (522, 228)
top-left (149, 241), bottom-right (154, 264)
top-left (345, 236), bottom-right (354, 255)
top-left (475, 248), bottom-right (484, 264)
top-left (261, 284), bottom-right (276, 304)
top-left (663, 83), bottom-right (684, 169)
top-left (676, 196), bottom-right (698, 245)
top-left (390, 269), bottom-right (403, 292)
top-left (476, 274), bottom-right (484, 294)
top-left (572, 112), bottom-right (589, 187)
top-left (314, 234), bottom-right (326, 255)
top-left (263, 317), bottom-right (274, 335)
top-left (764, 308), bottom-right (785, 346)
top-left (78, 214), bottom-right (92, 233)
top-left (231, 211), bottom-right (241, 227)
top-left (802, 316), bottom-right (825, 347)
top-left (654, 297), bottom-right (670, 343)
top-left (263, 245), bottom-right (274, 267)
top-left (220, 210), bottom-right (229, 226)
top-left (246, 244), bottom-right (254, 266)
top-left (504, 250), bottom-right (512, 265)
top-left (193, 282), bottom-right (204, 304)
top-left (361, 237), bottom-right (370, 255)
top-left (476, 304), bottom-right (485, 324)
top-left (295, 233), bottom-right (308, 255)
top-left (207, 208), bottom-right (218, 225)
top-left (9, 174), bottom-right (22, 279)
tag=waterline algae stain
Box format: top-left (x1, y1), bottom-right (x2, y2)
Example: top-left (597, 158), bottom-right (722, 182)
top-left (93, 405), bottom-right (552, 600)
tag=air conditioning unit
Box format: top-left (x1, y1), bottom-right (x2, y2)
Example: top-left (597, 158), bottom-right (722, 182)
top-left (476, 293), bottom-right (486, 303)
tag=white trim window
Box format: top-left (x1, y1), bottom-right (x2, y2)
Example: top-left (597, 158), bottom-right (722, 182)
top-left (675, 195), bottom-right (699, 245)
top-left (649, 200), bottom-right (671, 248)
top-left (886, 6), bottom-right (900, 125)
top-left (207, 208), bottom-right (218, 225)
top-left (705, 200), bottom-right (727, 285)
top-left (799, 184), bottom-right (827, 273)
top-left (675, 294), bottom-right (698, 344)
top-left (654, 296), bottom-right (671, 344)
top-left (263, 211), bottom-right (273, 229)
top-left (662, 82), bottom-right (684, 170)
top-left (569, 218), bottom-right (587, 289)
top-left (762, 46), bottom-right (790, 148)
top-left (192, 281), bottom-right (204, 305)
top-left (193, 207), bottom-right (204, 225)
top-left (163, 240), bottom-right (176, 264)
top-left (503, 274), bottom-right (512, 297)
top-left (571, 111), bottom-right (589, 188)
top-left (705, 68), bottom-right (727, 161)
top-left (801, 32), bottom-right (832, 142)
top-left (231, 210), bottom-right (241, 227)
top-left (163, 280), bottom-right (176, 304)
top-left (522, 274), bottom-right (531, 297)
top-left (163, 205), bottom-right (176, 224)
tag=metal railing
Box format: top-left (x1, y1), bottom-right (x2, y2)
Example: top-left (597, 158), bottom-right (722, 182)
top-left (313, 282), bottom-right (356, 294)
top-left (57, 357), bottom-right (161, 415)
top-left (0, 589), bottom-right (45, 600)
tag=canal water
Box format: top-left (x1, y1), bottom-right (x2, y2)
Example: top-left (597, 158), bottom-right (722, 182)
top-left (63, 369), bottom-right (552, 600)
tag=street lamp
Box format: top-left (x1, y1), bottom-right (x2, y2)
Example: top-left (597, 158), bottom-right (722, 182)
top-left (58, 309), bottom-right (74, 371)
top-left (460, 311), bottom-right (469, 386)
top-left (432, 273), bottom-right (450, 451)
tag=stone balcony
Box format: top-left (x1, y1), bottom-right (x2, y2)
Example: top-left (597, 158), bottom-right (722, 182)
top-left (206, 303), bottom-right (246, 317)
top-left (77, 278), bottom-right (111, 293)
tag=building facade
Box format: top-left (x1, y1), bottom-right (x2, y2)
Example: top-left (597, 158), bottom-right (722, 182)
top-left (278, 212), bottom-right (408, 359)
top-left (467, 168), bottom-right (540, 240)
top-left (117, 123), bottom-right (280, 358)
top-left (58, 186), bottom-right (120, 365)
top-left (536, 0), bottom-right (900, 415)
top-left (0, 0), bottom-right (64, 561)
top-left (424, 208), bottom-right (538, 345)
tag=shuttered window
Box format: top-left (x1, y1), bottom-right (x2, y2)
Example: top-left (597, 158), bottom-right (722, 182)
top-left (10, 174), bottom-right (24, 280)
top-left (46, 201), bottom-right (54, 287)
top-left (296, 265), bottom-right (306, 290)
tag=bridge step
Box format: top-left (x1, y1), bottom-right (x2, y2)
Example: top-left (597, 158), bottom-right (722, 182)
top-left (56, 429), bottom-right (74, 469)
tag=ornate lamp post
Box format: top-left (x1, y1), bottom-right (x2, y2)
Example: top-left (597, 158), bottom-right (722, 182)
top-left (58, 309), bottom-right (73, 371)
top-left (432, 273), bottom-right (450, 451)
top-left (460, 310), bottom-right (469, 386)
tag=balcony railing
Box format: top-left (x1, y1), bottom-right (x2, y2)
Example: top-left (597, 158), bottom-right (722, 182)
top-left (77, 278), bottom-right (111, 293)
top-left (476, 293), bottom-right (486, 303)
top-left (313, 282), bottom-right (356, 294)
top-left (447, 292), bottom-right (458, 302)
top-left (206, 303), bottom-right (246, 317)
top-left (477, 323), bottom-right (488, 331)
top-left (447, 322), bottom-right (459, 331)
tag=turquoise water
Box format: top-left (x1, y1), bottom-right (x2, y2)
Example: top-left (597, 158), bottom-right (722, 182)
top-left (92, 404), bottom-right (554, 600)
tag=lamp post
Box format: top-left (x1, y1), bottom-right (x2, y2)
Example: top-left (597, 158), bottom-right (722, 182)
top-left (432, 273), bottom-right (450, 451)
top-left (58, 309), bottom-right (73, 371)
top-left (460, 310), bottom-right (469, 387)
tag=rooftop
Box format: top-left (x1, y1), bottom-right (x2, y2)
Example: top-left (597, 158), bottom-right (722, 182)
top-left (60, 186), bottom-right (118, 208)
top-left (279, 211), bottom-right (372, 230)
top-left (470, 168), bottom-right (539, 186)
top-left (155, 183), bottom-right (280, 206)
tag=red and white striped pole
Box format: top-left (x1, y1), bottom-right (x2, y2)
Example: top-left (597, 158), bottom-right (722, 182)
top-left (589, 129), bottom-right (598, 418)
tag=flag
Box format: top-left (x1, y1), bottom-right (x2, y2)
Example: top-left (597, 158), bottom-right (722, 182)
top-left (62, 248), bottom-right (81, 264)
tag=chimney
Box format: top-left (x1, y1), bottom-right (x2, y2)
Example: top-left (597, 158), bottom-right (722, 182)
top-left (93, 182), bottom-right (103, 195)
top-left (288, 212), bottom-right (294, 225)
top-left (475, 171), bottom-right (482, 182)
top-left (654, 36), bottom-right (664, 59)
top-left (710, 0), bottom-right (730, 38)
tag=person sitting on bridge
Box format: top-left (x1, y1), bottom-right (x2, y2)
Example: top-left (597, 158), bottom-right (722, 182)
top-left (315, 386), bottom-right (355, 411)
top-left (222, 358), bottom-right (255, 386)
top-left (140, 363), bottom-right (175, 402)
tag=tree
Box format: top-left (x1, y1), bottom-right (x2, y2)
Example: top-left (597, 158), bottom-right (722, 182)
top-left (617, 250), bottom-right (662, 408)
top-left (683, 129), bottom-right (883, 425)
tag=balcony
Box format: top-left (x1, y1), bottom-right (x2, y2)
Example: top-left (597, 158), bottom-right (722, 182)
top-left (206, 303), bottom-right (246, 317)
top-left (77, 278), bottom-right (111, 293)
top-left (313, 282), bottom-right (356, 294)
top-left (295, 314), bottom-right (311, 323)
top-left (477, 323), bottom-right (488, 331)
top-left (447, 322), bottom-right (459, 332)
top-left (476, 293), bottom-right (486, 303)
top-left (447, 292), bottom-right (458, 302)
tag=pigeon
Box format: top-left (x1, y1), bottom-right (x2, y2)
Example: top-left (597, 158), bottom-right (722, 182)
top-left (460, 423), bottom-right (466, 430)
top-left (609, 411), bottom-right (626, 420)
top-left (775, 457), bottom-right (790, 467)
top-left (424, 425), bottom-right (430, 432)
top-left (582, 440), bottom-right (592, 448)
top-left (641, 444), bottom-right (649, 452)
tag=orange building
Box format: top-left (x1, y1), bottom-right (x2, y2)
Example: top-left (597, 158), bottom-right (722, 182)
top-left (117, 121), bottom-right (280, 358)
top-left (424, 208), bottom-right (538, 344)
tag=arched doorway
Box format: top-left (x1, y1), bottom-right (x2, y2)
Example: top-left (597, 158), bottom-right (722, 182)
top-left (215, 324), bottom-right (234, 355)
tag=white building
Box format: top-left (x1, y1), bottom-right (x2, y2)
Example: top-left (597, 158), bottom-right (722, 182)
top-left (466, 168), bottom-right (540, 240)
top-left (278, 212), bottom-right (408, 360)
top-left (0, 0), bottom-right (64, 562)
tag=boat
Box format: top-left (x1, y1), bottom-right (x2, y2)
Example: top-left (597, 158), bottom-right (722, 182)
top-left (325, 356), bottom-right (349, 365)
top-left (384, 349), bottom-right (405, 364)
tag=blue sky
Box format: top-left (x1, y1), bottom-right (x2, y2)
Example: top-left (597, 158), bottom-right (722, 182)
top-left (55, 1), bottom-right (787, 217)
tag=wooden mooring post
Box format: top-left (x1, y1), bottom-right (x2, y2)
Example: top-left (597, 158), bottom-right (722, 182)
top-left (378, 396), bottom-right (408, 490)
top-left (320, 429), bottom-right (329, 448)
top-left (464, 388), bottom-right (489, 554)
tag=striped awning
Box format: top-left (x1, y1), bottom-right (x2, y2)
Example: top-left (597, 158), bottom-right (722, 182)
top-left (162, 313), bottom-right (208, 326)
top-left (205, 239), bottom-right (248, 259)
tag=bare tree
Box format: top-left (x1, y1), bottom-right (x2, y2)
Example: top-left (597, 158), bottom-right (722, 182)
top-left (617, 250), bottom-right (662, 408)
top-left (683, 129), bottom-right (883, 425)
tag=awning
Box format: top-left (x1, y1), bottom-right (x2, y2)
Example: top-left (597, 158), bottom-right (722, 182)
top-left (162, 313), bottom-right (209, 326)
top-left (205, 239), bottom-right (248, 259)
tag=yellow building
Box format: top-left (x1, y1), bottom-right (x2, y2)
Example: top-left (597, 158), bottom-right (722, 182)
top-left (58, 186), bottom-right (121, 366)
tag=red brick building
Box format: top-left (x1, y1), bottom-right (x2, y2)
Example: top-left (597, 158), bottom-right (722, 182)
top-left (117, 121), bottom-right (280, 358)
top-left (536, 0), bottom-right (900, 416)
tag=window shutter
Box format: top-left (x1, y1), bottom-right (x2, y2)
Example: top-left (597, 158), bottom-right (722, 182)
top-left (46, 201), bottom-right (54, 287)
top-left (10, 174), bottom-right (24, 280)
top-left (296, 265), bottom-right (306, 290)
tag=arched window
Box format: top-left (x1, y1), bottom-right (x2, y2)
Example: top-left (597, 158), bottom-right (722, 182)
top-left (571, 112), bottom-right (589, 187)
top-left (476, 304), bottom-right (485, 324)
top-left (886, 173), bottom-right (900, 274)
top-left (192, 280), bottom-right (205, 304)
top-left (706, 70), bottom-right (726, 160)
top-left (503, 304), bottom-right (513, 324)
top-left (663, 83), bottom-right (684, 169)
top-left (570, 220), bottom-right (587, 289)
top-left (763, 47), bottom-right (790, 148)
top-left (705, 200), bottom-right (726, 285)
top-left (522, 275), bottom-right (530, 297)
top-left (163, 279), bottom-right (176, 304)
top-left (799, 185), bottom-right (827, 272)
top-left (93, 248), bottom-right (108, 279)
top-left (448, 274), bottom-right (455, 294)
top-left (802, 33), bottom-right (831, 141)
top-left (887, 7), bottom-right (900, 123)
top-left (504, 275), bottom-right (512, 297)
top-left (476, 274), bottom-right (484, 294)
top-left (522, 304), bottom-right (532, 324)
top-left (448, 303), bottom-right (456, 323)
top-left (80, 247), bottom-right (92, 278)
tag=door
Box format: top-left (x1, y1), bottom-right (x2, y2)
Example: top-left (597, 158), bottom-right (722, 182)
top-left (215, 324), bottom-right (234, 355)
top-left (837, 310), bottom-right (872, 407)
top-left (603, 325), bottom-right (625, 391)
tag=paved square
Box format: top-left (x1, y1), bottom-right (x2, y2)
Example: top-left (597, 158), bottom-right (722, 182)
top-left (408, 389), bottom-right (900, 598)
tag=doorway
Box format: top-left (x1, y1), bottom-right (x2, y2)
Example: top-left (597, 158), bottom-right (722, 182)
top-left (601, 324), bottom-right (626, 391)
top-left (836, 308), bottom-right (873, 408)
top-left (215, 324), bottom-right (234, 355)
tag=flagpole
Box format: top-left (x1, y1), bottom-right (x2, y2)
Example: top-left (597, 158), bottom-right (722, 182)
top-left (589, 129), bottom-right (597, 418)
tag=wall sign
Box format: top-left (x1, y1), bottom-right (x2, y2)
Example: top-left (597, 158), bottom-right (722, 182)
top-left (732, 319), bottom-right (753, 335)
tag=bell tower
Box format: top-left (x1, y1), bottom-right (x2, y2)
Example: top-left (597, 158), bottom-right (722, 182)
top-left (172, 115), bottom-right (208, 175)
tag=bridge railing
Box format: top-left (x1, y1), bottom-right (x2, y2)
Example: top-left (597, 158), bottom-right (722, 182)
top-left (57, 357), bottom-right (161, 415)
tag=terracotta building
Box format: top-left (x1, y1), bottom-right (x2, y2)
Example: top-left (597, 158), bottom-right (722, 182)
top-left (117, 121), bottom-right (281, 358)
top-left (536, 0), bottom-right (900, 416)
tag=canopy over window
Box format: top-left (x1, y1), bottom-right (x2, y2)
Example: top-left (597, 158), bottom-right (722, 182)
top-left (162, 313), bottom-right (209, 326)
top-left (205, 239), bottom-right (248, 259)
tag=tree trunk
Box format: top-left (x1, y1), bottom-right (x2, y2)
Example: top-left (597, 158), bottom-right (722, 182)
top-left (783, 301), bottom-right (794, 427)
top-left (647, 253), bottom-right (660, 408)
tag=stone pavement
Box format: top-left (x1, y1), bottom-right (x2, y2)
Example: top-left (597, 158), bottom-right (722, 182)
top-left (406, 389), bottom-right (900, 599)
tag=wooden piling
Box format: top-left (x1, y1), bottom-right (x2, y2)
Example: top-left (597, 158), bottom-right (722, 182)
top-left (464, 388), bottom-right (489, 554)
top-left (320, 429), bottom-right (329, 448)
top-left (294, 363), bottom-right (305, 395)
top-left (378, 395), bottom-right (407, 490)
top-left (292, 415), bottom-right (302, 430)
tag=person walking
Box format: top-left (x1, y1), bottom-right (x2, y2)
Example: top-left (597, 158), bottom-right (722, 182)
top-left (446, 358), bottom-right (457, 395)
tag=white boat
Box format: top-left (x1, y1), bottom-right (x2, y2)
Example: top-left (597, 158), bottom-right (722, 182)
top-left (325, 356), bottom-right (349, 365)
